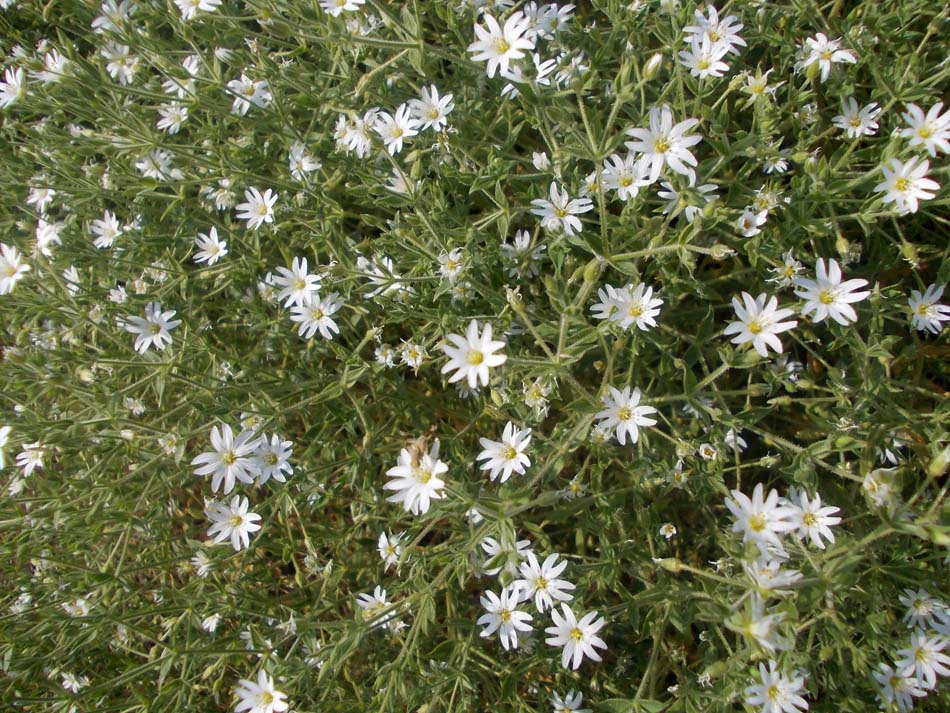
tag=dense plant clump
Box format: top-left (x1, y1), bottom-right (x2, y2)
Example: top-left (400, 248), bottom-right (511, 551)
top-left (1, 0), bottom-right (949, 711)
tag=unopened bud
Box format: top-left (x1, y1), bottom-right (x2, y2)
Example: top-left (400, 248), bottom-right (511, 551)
top-left (644, 53), bottom-right (663, 79)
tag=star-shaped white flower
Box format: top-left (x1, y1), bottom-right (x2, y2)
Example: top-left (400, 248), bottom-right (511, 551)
top-left (439, 319), bottom-right (507, 389)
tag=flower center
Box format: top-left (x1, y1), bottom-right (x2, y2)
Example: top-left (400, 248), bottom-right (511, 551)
top-left (261, 692), bottom-right (274, 706)
top-left (570, 627), bottom-right (584, 641)
top-left (619, 176), bottom-right (633, 187)
top-left (266, 453), bottom-right (279, 465)
top-left (849, 118), bottom-right (862, 127)
top-left (150, 323), bottom-right (162, 334)
top-left (894, 177), bottom-right (910, 192)
top-left (802, 512), bottom-right (817, 527)
top-left (428, 109), bottom-right (440, 119)
top-left (748, 513), bottom-right (767, 532)
top-left (918, 126), bottom-right (932, 139)
top-left (697, 57), bottom-right (710, 70)
top-left (555, 208), bottom-right (568, 218)
top-left (416, 467), bottom-right (432, 484)
top-left (223, 451), bottom-right (237, 465)
top-left (767, 684), bottom-right (781, 701)
top-left (628, 303), bottom-right (643, 317)
top-left (494, 39), bottom-right (511, 54)
top-left (617, 407), bottom-right (632, 421)
top-left (467, 350), bottom-right (484, 365)
top-left (229, 514), bottom-right (243, 527)
top-left (536, 576), bottom-right (548, 590)
top-left (820, 49), bottom-right (833, 60)
top-left (500, 609), bottom-right (511, 622)
top-left (748, 320), bottom-right (763, 335)
top-left (654, 137), bottom-right (670, 154)
top-left (818, 289), bottom-right (836, 305)
top-left (392, 128), bottom-right (403, 138)
top-left (503, 445), bottom-right (517, 460)
top-left (917, 303), bottom-right (931, 316)
top-left (258, 205), bottom-right (269, 216)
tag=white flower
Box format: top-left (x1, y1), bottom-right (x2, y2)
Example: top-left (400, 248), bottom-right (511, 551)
top-left (377, 531), bottom-right (404, 569)
top-left (439, 319), bottom-right (507, 390)
top-left (201, 613), bottom-right (221, 632)
top-left (61, 673), bottom-right (89, 693)
top-left (679, 34), bottom-right (731, 79)
top-left (233, 669), bottom-right (288, 713)
top-left (357, 255), bottom-right (406, 298)
top-left (92, 0), bottom-right (136, 33)
top-left (724, 483), bottom-right (798, 554)
top-left (873, 156), bottom-right (939, 215)
top-left (908, 284), bottom-right (950, 334)
top-left (290, 293), bottom-right (343, 340)
top-left (191, 424), bottom-right (261, 494)
top-left (32, 49), bottom-right (69, 84)
top-left (175, 0), bottom-right (221, 21)
top-left (384, 438), bottom-right (448, 516)
top-left (895, 632), bottom-right (950, 689)
top-left (235, 187), bottom-right (278, 230)
top-left (514, 552), bottom-right (575, 612)
top-left (532, 151), bottom-right (551, 171)
top-left (0, 425), bottom-right (10, 470)
top-left (288, 141), bottom-right (321, 181)
top-left (530, 181), bottom-right (593, 236)
top-left (468, 12), bottom-right (535, 79)
top-left (544, 603), bottom-right (608, 670)
top-left (723, 292), bottom-right (797, 358)
top-left (226, 73), bottom-right (271, 115)
top-left (480, 535), bottom-right (532, 577)
top-left (793, 258), bottom-right (870, 326)
top-left (738, 207), bottom-right (768, 237)
top-left (799, 32), bottom-right (856, 82)
top-left (253, 434), bottom-right (293, 485)
top-left (319, 0), bottom-right (365, 17)
top-left (477, 584), bottom-right (533, 650)
top-left (135, 149), bottom-right (184, 182)
top-left (122, 302), bottom-right (182, 354)
top-left (410, 84), bottom-right (454, 131)
top-left (767, 251), bottom-right (803, 287)
top-left (656, 181), bottom-right (718, 222)
top-left (400, 341), bottom-right (427, 371)
top-left (611, 283), bottom-right (664, 331)
top-left (91, 210), bottom-right (122, 249)
top-left (899, 102), bottom-right (950, 157)
top-left (194, 226), bottom-right (228, 266)
top-left (157, 102), bottom-right (188, 134)
top-left (831, 97), bottom-right (880, 138)
top-left (272, 256), bottom-right (321, 308)
top-left (594, 386), bottom-right (657, 446)
top-left (682, 5), bottom-right (746, 55)
top-left (355, 586), bottom-right (401, 631)
top-left (0, 243), bottom-right (30, 295)
top-left (502, 229), bottom-right (546, 278)
top-left (601, 153), bottom-right (650, 201)
top-left (476, 421), bottom-right (532, 483)
top-left (26, 186), bottom-right (56, 213)
top-left (374, 103), bottom-right (419, 155)
top-left (16, 442), bottom-right (43, 477)
top-left (624, 105), bottom-right (702, 183)
top-left (206, 496), bottom-right (262, 552)
top-left (789, 490), bottom-right (840, 549)
top-left (550, 689), bottom-right (591, 713)
top-left (873, 662), bottom-right (927, 713)
top-left (898, 589), bottom-right (944, 630)
top-left (0, 67), bottom-right (26, 109)
top-left (744, 660), bottom-right (808, 713)
top-left (438, 249), bottom-right (465, 283)
top-left (102, 42), bottom-right (139, 85)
